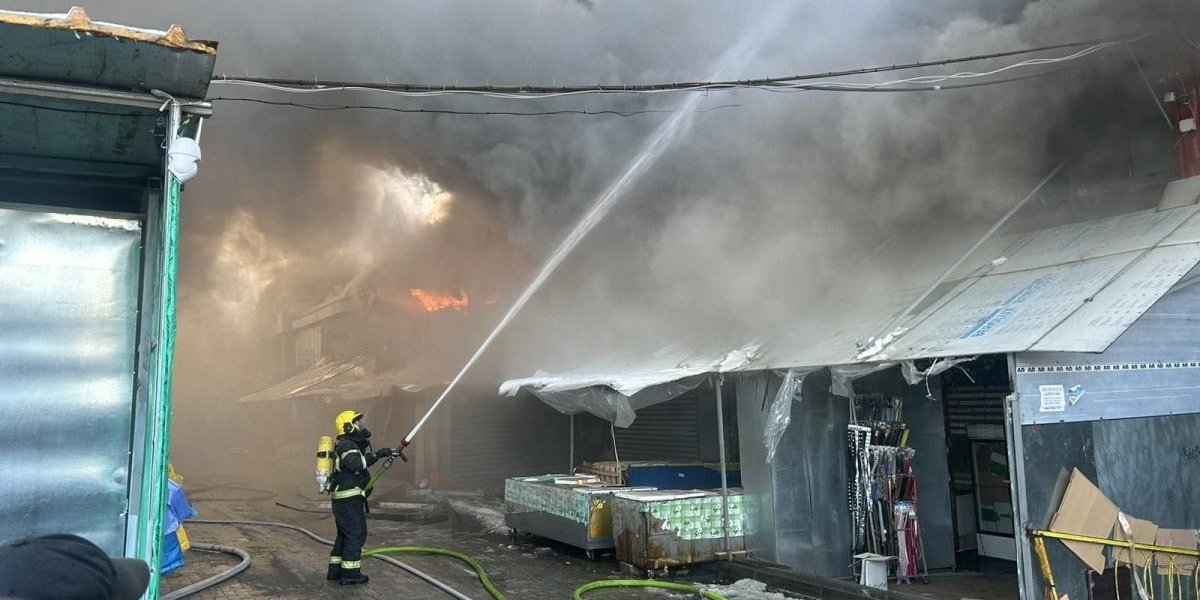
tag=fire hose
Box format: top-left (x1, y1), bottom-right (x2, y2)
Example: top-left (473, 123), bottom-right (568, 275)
top-left (178, 465), bottom-right (733, 600)
top-left (160, 543), bottom-right (250, 600)
top-left (574, 580), bottom-right (730, 600)
top-left (185, 519), bottom-right (728, 600)
top-left (187, 519), bottom-right (480, 600)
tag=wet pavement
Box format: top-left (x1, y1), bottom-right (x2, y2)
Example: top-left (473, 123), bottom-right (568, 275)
top-left (159, 494), bottom-right (779, 600)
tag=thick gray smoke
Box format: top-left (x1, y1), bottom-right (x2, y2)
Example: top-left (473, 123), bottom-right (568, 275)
top-left (7, 2), bottom-right (1195, 482)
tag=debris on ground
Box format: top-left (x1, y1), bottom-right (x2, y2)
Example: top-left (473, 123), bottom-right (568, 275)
top-left (706, 578), bottom-right (799, 599)
top-left (445, 498), bottom-right (508, 534)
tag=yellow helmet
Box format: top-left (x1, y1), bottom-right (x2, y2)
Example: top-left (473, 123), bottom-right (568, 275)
top-left (334, 410), bottom-right (363, 435)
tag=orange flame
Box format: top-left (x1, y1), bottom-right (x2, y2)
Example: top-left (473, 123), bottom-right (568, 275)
top-left (410, 288), bottom-right (469, 312)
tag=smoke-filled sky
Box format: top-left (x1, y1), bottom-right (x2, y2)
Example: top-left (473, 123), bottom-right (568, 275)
top-left (11, 0), bottom-right (1197, 400)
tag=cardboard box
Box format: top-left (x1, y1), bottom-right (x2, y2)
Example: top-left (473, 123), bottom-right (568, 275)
top-left (1155, 529), bottom-right (1199, 575)
top-left (1048, 469), bottom-right (1119, 573)
top-left (1114, 513), bottom-right (1158, 567)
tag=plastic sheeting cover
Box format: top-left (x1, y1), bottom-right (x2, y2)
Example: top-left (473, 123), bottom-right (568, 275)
top-left (529, 375), bottom-right (706, 428)
top-left (900, 356), bottom-right (975, 385)
top-left (764, 370), bottom-right (807, 464)
top-left (0, 207), bottom-right (141, 553)
top-left (830, 363), bottom-right (895, 398)
top-left (502, 346), bottom-right (760, 427)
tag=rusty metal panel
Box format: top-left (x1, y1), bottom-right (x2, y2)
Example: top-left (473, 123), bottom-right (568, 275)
top-left (0, 8), bottom-right (216, 98)
top-left (612, 490), bottom-right (745, 570)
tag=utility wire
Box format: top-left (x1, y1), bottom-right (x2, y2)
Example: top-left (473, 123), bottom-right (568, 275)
top-left (209, 68), bottom-right (1070, 118)
top-left (210, 33), bottom-right (1144, 100)
top-left (781, 40), bottom-right (1124, 91)
top-left (207, 64), bottom-right (1081, 118)
top-left (781, 65), bottom-right (1072, 93)
top-left (208, 97), bottom-right (740, 116)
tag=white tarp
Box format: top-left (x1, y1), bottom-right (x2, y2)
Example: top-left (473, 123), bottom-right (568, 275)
top-left (527, 375), bottom-right (708, 428)
top-left (499, 346), bottom-right (761, 426)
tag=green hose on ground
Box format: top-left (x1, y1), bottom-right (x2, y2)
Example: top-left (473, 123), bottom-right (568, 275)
top-left (363, 546), bottom-right (508, 600)
top-left (572, 579), bottom-right (731, 600)
top-left (357, 438), bottom-right (732, 600)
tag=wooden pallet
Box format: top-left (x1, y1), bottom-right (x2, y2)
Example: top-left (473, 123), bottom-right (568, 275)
top-left (578, 461), bottom-right (626, 485)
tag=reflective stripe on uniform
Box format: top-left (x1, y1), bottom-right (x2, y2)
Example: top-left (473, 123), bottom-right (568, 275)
top-left (339, 449), bottom-right (363, 461)
top-left (329, 556), bottom-right (342, 564)
top-left (332, 487), bottom-right (364, 499)
top-left (342, 560), bottom-right (362, 569)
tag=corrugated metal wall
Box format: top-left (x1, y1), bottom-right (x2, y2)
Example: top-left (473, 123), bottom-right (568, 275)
top-left (0, 208), bottom-right (141, 553)
top-left (293, 325), bottom-right (321, 371)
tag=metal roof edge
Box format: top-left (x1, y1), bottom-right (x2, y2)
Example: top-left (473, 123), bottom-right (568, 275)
top-left (0, 76), bottom-right (213, 114)
top-left (0, 7), bottom-right (217, 55)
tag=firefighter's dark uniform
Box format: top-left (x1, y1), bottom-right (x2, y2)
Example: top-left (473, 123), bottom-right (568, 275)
top-left (327, 434), bottom-right (386, 585)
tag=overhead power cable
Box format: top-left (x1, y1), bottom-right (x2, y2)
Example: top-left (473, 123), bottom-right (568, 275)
top-left (209, 68), bottom-right (1071, 117)
top-left (207, 97), bottom-right (741, 116)
top-left (207, 60), bottom-right (1092, 118)
top-left (210, 32), bottom-right (1146, 100)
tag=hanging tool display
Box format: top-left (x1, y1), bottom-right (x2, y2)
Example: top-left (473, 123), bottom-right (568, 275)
top-left (848, 395), bottom-right (929, 584)
top-left (848, 424), bottom-right (872, 550)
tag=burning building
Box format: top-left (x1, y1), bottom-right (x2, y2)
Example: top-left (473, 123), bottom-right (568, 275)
top-left (237, 264), bottom-right (573, 495)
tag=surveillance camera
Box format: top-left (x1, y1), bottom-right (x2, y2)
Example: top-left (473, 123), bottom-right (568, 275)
top-left (167, 137), bottom-right (202, 183)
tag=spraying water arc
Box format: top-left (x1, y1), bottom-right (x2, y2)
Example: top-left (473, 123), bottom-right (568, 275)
top-left (401, 5), bottom-right (795, 447)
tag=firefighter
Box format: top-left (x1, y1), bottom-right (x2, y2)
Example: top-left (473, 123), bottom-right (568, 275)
top-left (326, 410), bottom-right (396, 585)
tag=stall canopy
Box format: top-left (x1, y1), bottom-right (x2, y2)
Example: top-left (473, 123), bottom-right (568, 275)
top-left (502, 197), bottom-right (1200, 425)
top-left (237, 355), bottom-right (448, 403)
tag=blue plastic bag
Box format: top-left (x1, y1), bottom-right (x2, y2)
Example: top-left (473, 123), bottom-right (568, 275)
top-left (160, 530), bottom-right (185, 574)
top-left (160, 480), bottom-right (196, 574)
top-left (164, 480), bottom-right (197, 535)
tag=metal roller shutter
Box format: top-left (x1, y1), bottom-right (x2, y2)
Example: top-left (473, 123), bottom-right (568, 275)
top-left (450, 395), bottom-right (570, 492)
top-left (614, 393), bottom-right (703, 462)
